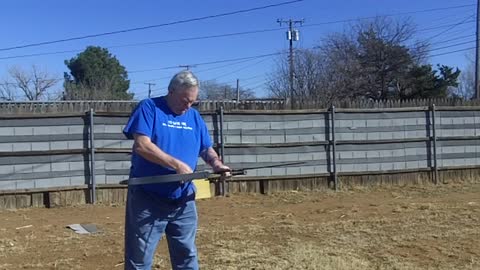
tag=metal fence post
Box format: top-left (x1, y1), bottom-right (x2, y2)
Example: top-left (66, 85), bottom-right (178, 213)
top-left (431, 104), bottom-right (438, 185)
top-left (89, 108), bottom-right (97, 203)
top-left (219, 106), bottom-right (226, 196)
top-left (330, 105), bottom-right (338, 191)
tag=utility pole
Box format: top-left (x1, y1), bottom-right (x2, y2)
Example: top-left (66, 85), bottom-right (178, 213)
top-left (236, 79), bottom-right (240, 102)
top-left (179, 65), bottom-right (196, 70)
top-left (278, 18), bottom-right (304, 109)
top-left (475, 0), bottom-right (480, 99)
top-left (145, 82), bottom-right (155, 98)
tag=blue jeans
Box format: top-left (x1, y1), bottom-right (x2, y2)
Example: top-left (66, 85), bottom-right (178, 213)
top-left (124, 186), bottom-right (198, 270)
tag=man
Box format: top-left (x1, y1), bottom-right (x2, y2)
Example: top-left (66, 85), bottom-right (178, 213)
top-left (123, 70), bottom-right (230, 270)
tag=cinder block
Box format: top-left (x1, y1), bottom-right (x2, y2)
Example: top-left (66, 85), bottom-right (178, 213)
top-left (298, 120), bottom-right (314, 128)
top-left (98, 140), bottom-right (122, 148)
top-left (313, 134), bottom-right (325, 141)
top-left (241, 122), bottom-right (255, 130)
top-left (256, 155), bottom-right (272, 162)
top-left (366, 151), bottom-right (380, 158)
top-left (418, 160), bottom-right (428, 168)
top-left (392, 149), bottom-right (405, 157)
top-left (105, 125), bottom-right (123, 133)
top-left (352, 120), bottom-right (367, 128)
top-left (393, 162), bottom-right (406, 170)
top-left (33, 163), bottom-right (51, 173)
top-left (31, 142), bottom-right (50, 151)
top-left (452, 117), bottom-right (465, 124)
top-left (70, 176), bottom-right (87, 185)
top-left (93, 125), bottom-right (106, 133)
top-left (354, 163), bottom-right (368, 172)
top-left (105, 161), bottom-right (124, 170)
top-left (284, 121), bottom-right (299, 129)
top-left (405, 131), bottom-right (417, 138)
top-left (300, 166), bottom-right (315, 174)
top-left (0, 180), bottom-right (17, 190)
top-left (13, 143), bottom-right (31, 151)
top-left (68, 126), bottom-right (84, 134)
top-left (256, 136), bottom-right (271, 144)
top-left (14, 164), bottom-right (33, 173)
top-left (34, 126), bottom-right (68, 135)
top-left (286, 167), bottom-right (301, 175)
top-left (378, 119), bottom-right (392, 127)
top-left (0, 127), bottom-right (14, 136)
top-left (298, 134), bottom-right (315, 142)
top-left (35, 177), bottom-right (70, 188)
top-left (271, 155), bottom-right (287, 162)
top-left (52, 162), bottom-right (70, 172)
top-left (16, 180), bottom-right (35, 189)
top-left (367, 163), bottom-right (381, 171)
top-left (121, 140), bottom-right (134, 149)
top-left (337, 120), bottom-right (353, 128)
top-left (380, 163), bottom-right (394, 171)
top-left (367, 132), bottom-right (380, 140)
top-left (0, 165), bottom-right (14, 174)
top-left (0, 143), bottom-right (13, 152)
top-left (380, 132), bottom-right (393, 140)
top-left (353, 133), bottom-right (367, 141)
top-left (254, 122), bottom-right (270, 129)
top-left (285, 135), bottom-right (300, 143)
top-left (270, 135), bottom-right (285, 143)
top-left (69, 161), bottom-right (85, 171)
top-left (392, 118), bottom-right (405, 126)
top-left (312, 152), bottom-right (327, 160)
top-left (94, 160), bottom-right (106, 170)
top-left (405, 161), bottom-right (419, 169)
top-left (405, 148), bottom-right (417, 156)
top-left (95, 174), bottom-right (107, 185)
top-left (270, 122), bottom-right (284, 129)
top-left (67, 141), bottom-right (84, 149)
top-left (339, 164), bottom-right (354, 172)
top-left (338, 133), bottom-right (354, 141)
top-left (416, 118), bottom-right (426, 125)
top-left (366, 119), bottom-right (380, 127)
top-left (255, 168), bottom-right (272, 177)
top-left (228, 155), bottom-right (246, 163)
top-left (465, 129), bottom-right (475, 136)
top-left (226, 121), bottom-right (242, 130)
top-left (352, 151), bottom-right (366, 159)
top-left (106, 175), bottom-right (128, 184)
top-left (339, 151), bottom-right (353, 159)
top-left (271, 167), bottom-right (286, 176)
top-left (314, 165), bottom-right (328, 173)
top-left (240, 135), bottom-right (256, 144)
top-left (14, 127), bottom-right (33, 136)
top-left (312, 120), bottom-right (325, 128)
top-left (393, 132), bottom-right (405, 140)
top-left (50, 141), bottom-right (69, 150)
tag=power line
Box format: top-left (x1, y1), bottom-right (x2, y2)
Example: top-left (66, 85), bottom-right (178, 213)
top-left (129, 52), bottom-right (284, 74)
top-left (0, 0), bottom-right (302, 52)
top-left (429, 46), bottom-right (475, 57)
top-left (0, 4), bottom-right (475, 60)
top-left (301, 4), bottom-right (475, 29)
top-left (425, 14), bottom-right (476, 42)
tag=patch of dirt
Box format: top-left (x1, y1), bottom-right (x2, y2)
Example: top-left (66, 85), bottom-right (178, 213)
top-left (1, 182), bottom-right (479, 270)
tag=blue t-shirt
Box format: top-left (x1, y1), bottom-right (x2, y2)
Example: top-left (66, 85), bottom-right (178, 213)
top-left (123, 96), bottom-right (212, 199)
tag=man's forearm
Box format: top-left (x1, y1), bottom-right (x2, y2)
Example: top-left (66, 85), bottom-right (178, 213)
top-left (133, 134), bottom-right (184, 171)
top-left (200, 147), bottom-right (222, 167)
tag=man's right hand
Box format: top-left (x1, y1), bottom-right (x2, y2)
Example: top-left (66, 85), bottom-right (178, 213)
top-left (174, 160), bottom-right (193, 174)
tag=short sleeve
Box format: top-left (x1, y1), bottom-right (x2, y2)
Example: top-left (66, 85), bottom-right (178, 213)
top-left (123, 99), bottom-right (155, 140)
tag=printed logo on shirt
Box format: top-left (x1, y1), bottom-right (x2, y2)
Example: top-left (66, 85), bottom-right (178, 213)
top-left (162, 120), bottom-right (193, 130)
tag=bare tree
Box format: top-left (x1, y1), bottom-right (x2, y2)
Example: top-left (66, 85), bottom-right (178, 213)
top-left (2, 65), bottom-right (60, 101)
top-left (454, 52), bottom-right (475, 99)
top-left (268, 16), bottom-right (457, 104)
top-left (0, 81), bottom-right (17, 101)
top-left (199, 80), bottom-right (255, 100)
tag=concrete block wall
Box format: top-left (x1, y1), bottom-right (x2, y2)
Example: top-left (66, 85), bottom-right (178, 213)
top-left (1, 108), bottom-right (480, 191)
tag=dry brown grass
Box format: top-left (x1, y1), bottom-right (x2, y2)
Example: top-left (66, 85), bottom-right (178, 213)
top-left (0, 182), bottom-right (479, 270)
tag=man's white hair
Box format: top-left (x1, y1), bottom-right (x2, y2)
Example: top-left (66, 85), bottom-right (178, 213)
top-left (168, 70), bottom-right (199, 92)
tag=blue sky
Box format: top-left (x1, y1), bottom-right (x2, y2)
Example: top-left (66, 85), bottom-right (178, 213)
top-left (0, 0), bottom-right (476, 100)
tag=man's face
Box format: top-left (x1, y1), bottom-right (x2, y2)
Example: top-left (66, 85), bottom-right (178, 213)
top-left (168, 86), bottom-right (198, 115)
